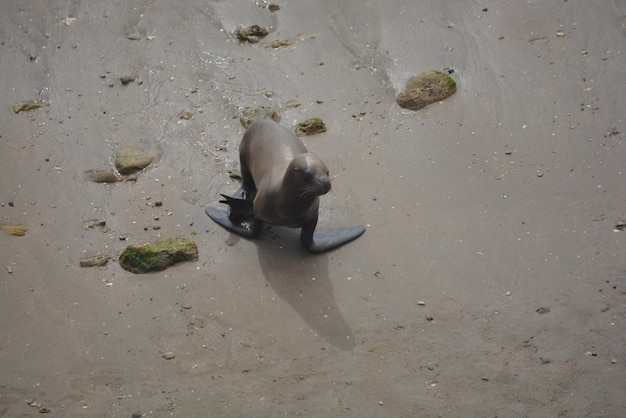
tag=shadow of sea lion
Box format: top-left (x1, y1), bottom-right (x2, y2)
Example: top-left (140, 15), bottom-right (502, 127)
top-left (255, 227), bottom-right (355, 351)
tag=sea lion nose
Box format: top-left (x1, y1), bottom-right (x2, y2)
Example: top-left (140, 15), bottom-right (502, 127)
top-left (319, 176), bottom-right (331, 193)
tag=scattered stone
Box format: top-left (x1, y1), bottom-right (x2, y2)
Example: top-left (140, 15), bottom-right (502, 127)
top-left (5, 265), bottom-right (13, 274)
top-left (236, 25), bottom-right (269, 43)
top-left (115, 147), bottom-right (155, 175)
top-left (268, 3), bottom-right (280, 12)
top-left (239, 106), bottom-right (281, 128)
top-left (247, 25), bottom-right (269, 37)
top-left (613, 221), bottom-right (626, 232)
top-left (536, 307), bottom-right (551, 314)
top-left (120, 75), bottom-right (136, 85)
top-left (295, 117), bottom-right (327, 136)
top-left (396, 70), bottom-right (457, 111)
top-left (25, 399), bottom-right (50, 413)
top-left (85, 169), bottom-right (119, 183)
top-left (86, 219), bottom-right (107, 228)
top-left (119, 238), bottom-right (198, 274)
top-left (0, 225), bottom-right (28, 236)
top-left (154, 200), bottom-right (163, 207)
top-left (556, 31), bottom-right (566, 38)
top-left (12, 102), bottom-right (43, 113)
top-left (162, 351), bottom-right (176, 360)
top-left (79, 255), bottom-right (110, 267)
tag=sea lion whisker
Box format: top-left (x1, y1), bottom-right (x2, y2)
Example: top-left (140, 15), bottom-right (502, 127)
top-left (299, 185), bottom-right (316, 197)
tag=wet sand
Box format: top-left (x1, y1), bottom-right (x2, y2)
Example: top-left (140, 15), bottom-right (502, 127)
top-left (1, 1), bottom-right (626, 416)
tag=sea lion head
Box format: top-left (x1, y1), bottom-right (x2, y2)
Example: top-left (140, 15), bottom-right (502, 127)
top-left (288, 153), bottom-right (331, 197)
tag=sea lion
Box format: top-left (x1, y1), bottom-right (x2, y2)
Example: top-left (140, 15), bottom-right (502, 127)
top-left (205, 119), bottom-right (365, 253)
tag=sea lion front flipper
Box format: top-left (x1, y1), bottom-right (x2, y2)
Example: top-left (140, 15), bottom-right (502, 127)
top-left (205, 206), bottom-right (263, 238)
top-left (218, 194), bottom-right (253, 216)
top-left (302, 225), bottom-right (366, 254)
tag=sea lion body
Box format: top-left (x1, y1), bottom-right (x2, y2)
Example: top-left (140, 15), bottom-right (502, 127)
top-left (206, 119), bottom-right (365, 253)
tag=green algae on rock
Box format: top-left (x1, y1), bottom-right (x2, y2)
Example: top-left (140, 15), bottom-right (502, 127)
top-left (295, 117), bottom-right (327, 136)
top-left (179, 111), bottom-right (193, 120)
top-left (396, 70), bottom-right (457, 111)
top-left (119, 238), bottom-right (198, 274)
top-left (115, 147), bottom-right (155, 175)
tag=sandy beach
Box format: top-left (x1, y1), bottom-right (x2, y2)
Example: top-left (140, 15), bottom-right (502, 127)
top-left (1, 0), bottom-right (625, 416)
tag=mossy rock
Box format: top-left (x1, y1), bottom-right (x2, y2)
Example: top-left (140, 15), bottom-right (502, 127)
top-left (295, 118), bottom-right (326, 136)
top-left (12, 102), bottom-right (42, 113)
top-left (0, 225), bottom-right (28, 236)
top-left (396, 70), bottom-right (457, 111)
top-left (119, 238), bottom-right (198, 274)
top-left (115, 147), bottom-right (155, 175)
top-left (240, 107), bottom-right (280, 128)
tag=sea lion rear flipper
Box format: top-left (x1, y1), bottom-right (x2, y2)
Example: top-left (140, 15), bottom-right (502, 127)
top-left (205, 206), bottom-right (262, 238)
top-left (303, 225), bottom-right (366, 254)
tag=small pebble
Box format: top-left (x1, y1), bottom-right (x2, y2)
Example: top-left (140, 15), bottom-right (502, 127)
top-left (162, 351), bottom-right (176, 360)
